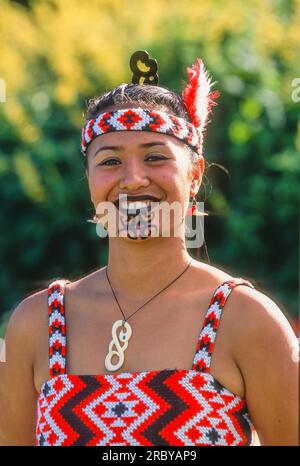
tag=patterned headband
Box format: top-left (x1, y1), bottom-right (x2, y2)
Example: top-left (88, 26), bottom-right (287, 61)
top-left (81, 107), bottom-right (202, 157)
top-left (81, 51), bottom-right (220, 158)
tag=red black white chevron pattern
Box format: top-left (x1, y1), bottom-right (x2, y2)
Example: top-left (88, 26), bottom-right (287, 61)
top-left (36, 277), bottom-right (257, 446)
top-left (192, 278), bottom-right (255, 373)
top-left (48, 280), bottom-right (71, 377)
top-left (81, 108), bottom-right (202, 157)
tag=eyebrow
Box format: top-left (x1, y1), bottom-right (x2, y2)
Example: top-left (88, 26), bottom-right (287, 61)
top-left (93, 142), bottom-right (167, 158)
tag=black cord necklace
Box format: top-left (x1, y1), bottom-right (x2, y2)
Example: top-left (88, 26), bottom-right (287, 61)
top-left (104, 259), bottom-right (193, 371)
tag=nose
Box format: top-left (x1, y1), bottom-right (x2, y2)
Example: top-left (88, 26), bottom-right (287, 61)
top-left (119, 159), bottom-right (150, 190)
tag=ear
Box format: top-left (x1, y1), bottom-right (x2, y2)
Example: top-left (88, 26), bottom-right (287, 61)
top-left (189, 155), bottom-right (204, 197)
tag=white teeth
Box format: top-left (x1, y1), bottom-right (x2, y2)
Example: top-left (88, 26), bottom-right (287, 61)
top-left (119, 200), bottom-right (157, 209)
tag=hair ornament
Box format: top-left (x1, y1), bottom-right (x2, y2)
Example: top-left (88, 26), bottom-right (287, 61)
top-left (130, 50), bottom-right (159, 85)
top-left (81, 54), bottom-right (218, 158)
top-left (181, 58), bottom-right (220, 133)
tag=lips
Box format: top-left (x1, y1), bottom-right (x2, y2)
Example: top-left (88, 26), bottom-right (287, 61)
top-left (113, 194), bottom-right (161, 210)
top-left (108, 194), bottom-right (162, 239)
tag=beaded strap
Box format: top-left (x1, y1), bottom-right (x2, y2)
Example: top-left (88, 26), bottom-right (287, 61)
top-left (48, 279), bottom-right (71, 377)
top-left (192, 278), bottom-right (255, 373)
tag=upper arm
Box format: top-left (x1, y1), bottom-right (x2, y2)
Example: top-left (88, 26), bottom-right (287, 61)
top-left (231, 287), bottom-right (299, 446)
top-left (0, 290), bottom-right (47, 446)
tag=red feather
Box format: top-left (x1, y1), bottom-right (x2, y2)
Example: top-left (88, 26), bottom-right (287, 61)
top-left (182, 58), bottom-right (220, 132)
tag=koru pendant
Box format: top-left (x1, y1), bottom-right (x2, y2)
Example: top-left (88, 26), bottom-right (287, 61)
top-left (105, 320), bottom-right (132, 371)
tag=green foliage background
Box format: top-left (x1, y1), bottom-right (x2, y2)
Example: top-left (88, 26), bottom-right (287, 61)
top-left (0, 0), bottom-right (299, 337)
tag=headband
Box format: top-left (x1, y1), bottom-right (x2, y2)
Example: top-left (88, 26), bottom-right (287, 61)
top-left (81, 107), bottom-right (202, 157)
top-left (81, 51), bottom-right (220, 158)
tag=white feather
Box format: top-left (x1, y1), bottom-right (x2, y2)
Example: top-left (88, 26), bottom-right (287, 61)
top-left (195, 61), bottom-right (215, 132)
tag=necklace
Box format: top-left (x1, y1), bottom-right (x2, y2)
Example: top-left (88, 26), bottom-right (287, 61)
top-left (104, 259), bottom-right (193, 371)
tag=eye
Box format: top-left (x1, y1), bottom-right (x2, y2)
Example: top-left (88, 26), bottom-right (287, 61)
top-left (98, 158), bottom-right (120, 166)
top-left (98, 154), bottom-right (168, 166)
top-left (146, 154), bottom-right (168, 162)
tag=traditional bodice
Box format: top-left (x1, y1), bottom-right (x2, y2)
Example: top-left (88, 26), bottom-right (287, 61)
top-left (36, 277), bottom-right (257, 446)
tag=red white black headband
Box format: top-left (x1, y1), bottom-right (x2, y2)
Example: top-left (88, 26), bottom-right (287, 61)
top-left (81, 51), bottom-right (220, 158)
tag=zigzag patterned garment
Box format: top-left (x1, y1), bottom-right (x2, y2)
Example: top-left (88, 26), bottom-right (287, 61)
top-left (36, 277), bottom-right (257, 446)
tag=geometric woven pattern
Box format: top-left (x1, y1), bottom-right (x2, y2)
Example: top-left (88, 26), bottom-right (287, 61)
top-left (36, 277), bottom-right (257, 446)
top-left (192, 278), bottom-right (255, 374)
top-left (48, 280), bottom-right (70, 377)
top-left (81, 107), bottom-right (202, 157)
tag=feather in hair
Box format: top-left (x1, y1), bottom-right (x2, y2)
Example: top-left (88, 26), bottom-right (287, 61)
top-left (182, 58), bottom-right (220, 132)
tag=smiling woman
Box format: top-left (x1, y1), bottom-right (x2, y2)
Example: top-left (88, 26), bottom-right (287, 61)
top-left (82, 83), bottom-right (206, 245)
top-left (0, 52), bottom-right (298, 447)
top-left (86, 129), bottom-right (197, 243)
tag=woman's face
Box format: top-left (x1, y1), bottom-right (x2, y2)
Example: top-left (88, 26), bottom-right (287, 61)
top-left (85, 126), bottom-right (204, 240)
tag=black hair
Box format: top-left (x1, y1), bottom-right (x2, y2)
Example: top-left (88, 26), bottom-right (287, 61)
top-left (82, 83), bottom-right (203, 174)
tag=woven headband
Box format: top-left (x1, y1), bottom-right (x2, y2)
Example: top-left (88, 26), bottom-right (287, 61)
top-left (81, 51), bottom-right (220, 158)
top-left (81, 107), bottom-right (202, 157)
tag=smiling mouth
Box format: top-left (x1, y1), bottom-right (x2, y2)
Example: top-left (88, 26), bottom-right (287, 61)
top-left (113, 195), bottom-right (161, 212)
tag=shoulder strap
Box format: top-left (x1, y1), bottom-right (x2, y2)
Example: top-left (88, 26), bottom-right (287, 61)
top-left (192, 277), bottom-right (255, 373)
top-left (48, 279), bottom-right (71, 378)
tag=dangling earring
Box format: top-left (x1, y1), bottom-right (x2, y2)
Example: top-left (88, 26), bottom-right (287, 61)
top-left (87, 213), bottom-right (102, 224)
top-left (87, 213), bottom-right (108, 238)
top-left (186, 197), bottom-right (210, 264)
top-left (186, 196), bottom-right (203, 216)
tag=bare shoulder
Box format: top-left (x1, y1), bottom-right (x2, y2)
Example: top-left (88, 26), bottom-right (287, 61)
top-left (0, 287), bottom-right (50, 445)
top-left (1, 286), bottom-right (51, 386)
top-left (4, 287), bottom-right (49, 360)
top-left (65, 266), bottom-right (107, 295)
top-left (189, 260), bottom-right (235, 289)
top-left (225, 283), bottom-right (297, 351)
top-left (193, 260), bottom-right (297, 350)
top-left (224, 283), bottom-right (298, 445)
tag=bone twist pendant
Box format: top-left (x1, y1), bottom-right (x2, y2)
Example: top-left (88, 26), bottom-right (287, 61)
top-left (105, 320), bottom-right (132, 371)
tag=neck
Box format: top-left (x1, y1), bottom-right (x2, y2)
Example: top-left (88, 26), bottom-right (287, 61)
top-left (107, 236), bottom-right (192, 301)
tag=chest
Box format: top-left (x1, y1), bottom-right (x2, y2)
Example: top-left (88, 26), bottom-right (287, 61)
top-left (68, 289), bottom-right (210, 371)
top-left (34, 286), bottom-right (243, 397)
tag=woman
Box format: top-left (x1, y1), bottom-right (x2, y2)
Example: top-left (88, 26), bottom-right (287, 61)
top-left (0, 53), bottom-right (298, 446)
